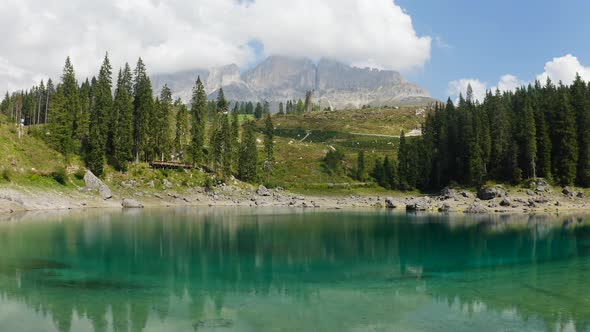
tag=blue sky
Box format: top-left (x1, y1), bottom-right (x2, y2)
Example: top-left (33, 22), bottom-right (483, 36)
top-left (396, 0), bottom-right (590, 100)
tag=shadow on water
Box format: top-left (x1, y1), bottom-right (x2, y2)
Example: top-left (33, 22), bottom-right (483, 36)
top-left (0, 207), bottom-right (590, 331)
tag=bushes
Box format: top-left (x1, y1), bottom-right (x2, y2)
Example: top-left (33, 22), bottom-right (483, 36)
top-left (1, 168), bottom-right (10, 182)
top-left (51, 167), bottom-right (67, 185)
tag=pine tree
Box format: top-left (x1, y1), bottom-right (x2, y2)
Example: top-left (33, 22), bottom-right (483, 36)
top-left (356, 151), bottom-right (366, 181)
top-left (61, 57), bottom-right (81, 153)
top-left (263, 101), bottom-right (270, 116)
top-left (278, 102), bottom-right (285, 115)
top-left (397, 131), bottom-right (410, 189)
top-left (112, 64), bottom-right (134, 171)
top-left (174, 100), bottom-right (189, 161)
top-left (216, 88), bottom-right (228, 112)
top-left (553, 86), bottom-right (578, 186)
top-left (85, 54), bottom-right (113, 175)
top-left (220, 114), bottom-right (232, 176)
top-left (132, 58), bottom-right (154, 162)
top-left (153, 85), bottom-right (172, 160)
top-left (230, 109), bottom-right (240, 172)
top-left (238, 121), bottom-right (258, 182)
top-left (190, 77), bottom-right (207, 164)
top-left (48, 86), bottom-right (71, 154)
top-left (571, 74), bottom-right (590, 186)
top-left (254, 102), bottom-right (263, 120)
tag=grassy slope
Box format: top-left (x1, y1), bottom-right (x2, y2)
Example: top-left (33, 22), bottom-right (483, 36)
top-left (0, 107), bottom-right (428, 196)
top-left (264, 106), bottom-right (427, 194)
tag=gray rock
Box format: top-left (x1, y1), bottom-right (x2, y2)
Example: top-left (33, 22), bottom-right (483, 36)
top-left (257, 185), bottom-right (272, 196)
top-left (478, 185), bottom-right (507, 200)
top-left (465, 203), bottom-right (488, 214)
top-left (527, 199), bottom-right (537, 208)
top-left (438, 202), bottom-right (454, 212)
top-left (577, 192), bottom-right (586, 198)
top-left (406, 197), bottom-right (430, 211)
top-left (563, 187), bottom-right (575, 197)
top-left (384, 197), bottom-right (398, 209)
top-left (460, 191), bottom-right (472, 198)
top-left (121, 199), bottom-right (144, 208)
top-left (534, 196), bottom-right (549, 204)
top-left (84, 171), bottom-right (113, 200)
top-left (148, 180), bottom-right (155, 188)
top-left (499, 198), bottom-right (511, 207)
top-left (99, 185), bottom-right (113, 200)
top-left (163, 179), bottom-right (173, 189)
top-left (440, 187), bottom-right (456, 200)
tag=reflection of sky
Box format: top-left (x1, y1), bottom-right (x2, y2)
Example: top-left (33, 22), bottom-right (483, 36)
top-left (0, 208), bottom-right (589, 331)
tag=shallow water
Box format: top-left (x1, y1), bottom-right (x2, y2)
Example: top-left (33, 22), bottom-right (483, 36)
top-left (0, 208), bottom-right (590, 331)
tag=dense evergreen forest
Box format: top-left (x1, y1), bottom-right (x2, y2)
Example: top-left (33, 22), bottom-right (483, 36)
top-left (0, 54), bottom-right (279, 181)
top-left (371, 78), bottom-right (590, 190)
top-left (2, 54), bottom-right (590, 192)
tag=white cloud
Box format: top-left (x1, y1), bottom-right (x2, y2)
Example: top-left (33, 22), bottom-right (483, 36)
top-left (447, 79), bottom-right (488, 104)
top-left (536, 54), bottom-right (590, 85)
top-left (495, 74), bottom-right (526, 92)
top-left (0, 0), bottom-right (431, 93)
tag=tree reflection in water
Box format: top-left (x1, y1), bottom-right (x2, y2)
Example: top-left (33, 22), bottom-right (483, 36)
top-left (0, 208), bottom-right (589, 331)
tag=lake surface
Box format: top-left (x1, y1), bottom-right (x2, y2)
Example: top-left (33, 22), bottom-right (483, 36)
top-left (0, 208), bottom-right (590, 332)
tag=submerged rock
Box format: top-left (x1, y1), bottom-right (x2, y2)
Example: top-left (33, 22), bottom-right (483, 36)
top-left (121, 199), bottom-right (144, 208)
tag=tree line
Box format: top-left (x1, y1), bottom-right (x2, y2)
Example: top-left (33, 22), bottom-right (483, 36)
top-left (367, 76), bottom-right (590, 190)
top-left (0, 54), bottom-right (275, 182)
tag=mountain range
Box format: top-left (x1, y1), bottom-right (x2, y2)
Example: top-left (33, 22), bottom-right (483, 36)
top-left (152, 56), bottom-right (435, 110)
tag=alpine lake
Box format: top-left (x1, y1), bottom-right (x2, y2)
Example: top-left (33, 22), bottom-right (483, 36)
top-left (0, 207), bottom-right (589, 332)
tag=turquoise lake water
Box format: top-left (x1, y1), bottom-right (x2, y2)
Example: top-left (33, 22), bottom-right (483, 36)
top-left (0, 208), bottom-right (589, 331)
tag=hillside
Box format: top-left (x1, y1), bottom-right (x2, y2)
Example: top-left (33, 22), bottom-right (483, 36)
top-left (0, 107), bottom-right (427, 194)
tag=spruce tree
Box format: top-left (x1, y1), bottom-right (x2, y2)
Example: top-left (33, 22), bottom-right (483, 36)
top-left (61, 57), bottom-right (81, 154)
top-left (238, 121), bottom-right (258, 182)
top-left (132, 58), bottom-right (154, 162)
top-left (220, 114), bottom-right (232, 176)
top-left (190, 77), bottom-right (207, 164)
top-left (174, 100), bottom-right (189, 161)
top-left (356, 151), bottom-right (366, 181)
top-left (278, 102), bottom-right (285, 115)
top-left (112, 64), bottom-right (134, 171)
top-left (230, 109), bottom-right (240, 172)
top-left (553, 86), bottom-right (578, 186)
top-left (216, 88), bottom-right (228, 112)
top-left (571, 74), bottom-right (590, 186)
top-left (254, 102), bottom-right (263, 120)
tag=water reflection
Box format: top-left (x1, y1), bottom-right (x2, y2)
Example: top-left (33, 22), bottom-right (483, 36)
top-left (0, 208), bottom-right (589, 331)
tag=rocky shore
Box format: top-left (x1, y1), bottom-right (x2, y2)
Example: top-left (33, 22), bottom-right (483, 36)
top-left (0, 173), bottom-right (588, 216)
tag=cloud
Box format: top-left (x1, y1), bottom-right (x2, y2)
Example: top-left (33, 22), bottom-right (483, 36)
top-left (536, 54), bottom-right (590, 85)
top-left (447, 79), bottom-right (488, 103)
top-left (0, 0), bottom-right (431, 93)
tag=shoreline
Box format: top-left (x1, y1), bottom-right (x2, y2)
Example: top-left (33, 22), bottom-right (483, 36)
top-left (1, 183), bottom-right (589, 217)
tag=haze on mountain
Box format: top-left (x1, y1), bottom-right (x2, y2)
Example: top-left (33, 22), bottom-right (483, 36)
top-left (152, 56), bottom-right (435, 111)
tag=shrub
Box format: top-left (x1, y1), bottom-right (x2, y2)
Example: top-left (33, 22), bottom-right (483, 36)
top-left (1, 168), bottom-right (10, 182)
top-left (322, 149), bottom-right (345, 175)
top-left (74, 168), bottom-right (86, 180)
top-left (52, 167), bottom-right (67, 185)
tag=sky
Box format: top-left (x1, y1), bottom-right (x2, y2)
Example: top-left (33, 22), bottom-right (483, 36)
top-left (1, 0), bottom-right (589, 101)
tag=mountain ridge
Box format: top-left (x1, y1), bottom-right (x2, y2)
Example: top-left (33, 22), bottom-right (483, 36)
top-left (152, 55), bottom-right (435, 110)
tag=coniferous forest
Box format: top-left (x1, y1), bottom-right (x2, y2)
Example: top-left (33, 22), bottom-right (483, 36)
top-left (372, 77), bottom-right (590, 191)
top-left (0, 55), bottom-right (275, 182)
top-left (2, 54), bottom-right (590, 192)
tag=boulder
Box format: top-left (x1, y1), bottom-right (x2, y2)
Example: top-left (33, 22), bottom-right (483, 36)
top-left (83, 170), bottom-right (113, 200)
top-left (99, 185), bottom-right (113, 200)
top-left (499, 198), bottom-right (511, 207)
top-left (465, 203), bottom-right (488, 214)
top-left (384, 197), bottom-right (398, 209)
top-left (563, 187), bottom-right (575, 197)
top-left (478, 185), bottom-right (507, 200)
top-left (438, 202), bottom-right (454, 212)
top-left (163, 179), bottom-right (173, 189)
top-left (406, 197), bottom-right (430, 211)
top-left (257, 185), bottom-right (272, 196)
top-left (440, 187), bottom-right (456, 200)
top-left (577, 192), bottom-right (586, 198)
top-left (460, 191), bottom-right (472, 198)
top-left (121, 199), bottom-right (144, 208)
